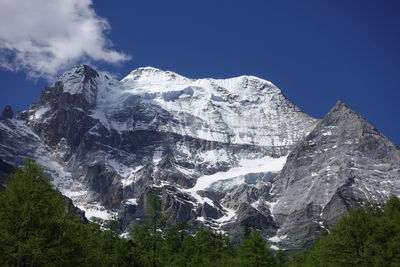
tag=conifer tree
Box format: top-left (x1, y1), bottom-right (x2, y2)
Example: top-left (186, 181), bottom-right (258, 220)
top-left (237, 230), bottom-right (274, 267)
top-left (0, 160), bottom-right (98, 266)
top-left (298, 197), bottom-right (400, 266)
top-left (130, 194), bottom-right (166, 266)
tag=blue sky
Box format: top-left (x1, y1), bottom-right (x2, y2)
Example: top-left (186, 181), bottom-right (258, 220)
top-left (0, 0), bottom-right (399, 144)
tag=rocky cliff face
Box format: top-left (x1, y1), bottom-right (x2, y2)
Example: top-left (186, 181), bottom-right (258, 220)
top-left (0, 65), bottom-right (399, 250)
top-left (268, 101), bottom-right (400, 249)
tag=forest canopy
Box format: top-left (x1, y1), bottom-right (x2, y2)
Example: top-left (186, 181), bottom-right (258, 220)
top-left (0, 160), bottom-right (399, 266)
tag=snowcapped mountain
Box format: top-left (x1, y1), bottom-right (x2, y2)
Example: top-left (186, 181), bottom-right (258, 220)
top-left (0, 65), bottom-right (399, 250)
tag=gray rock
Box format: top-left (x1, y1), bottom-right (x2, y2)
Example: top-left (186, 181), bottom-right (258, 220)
top-left (271, 101), bottom-right (400, 250)
top-left (1, 65), bottom-right (398, 251)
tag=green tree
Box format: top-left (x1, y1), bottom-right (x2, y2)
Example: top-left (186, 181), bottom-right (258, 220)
top-left (305, 207), bottom-right (379, 266)
top-left (366, 196), bottom-right (400, 266)
top-left (160, 222), bottom-right (190, 266)
top-left (274, 250), bottom-right (288, 267)
top-left (183, 228), bottom-right (235, 267)
top-left (0, 160), bottom-right (100, 266)
top-left (130, 194), bottom-right (166, 267)
top-left (237, 230), bottom-right (274, 267)
top-left (0, 160), bottom-right (140, 266)
top-left (297, 197), bottom-right (400, 267)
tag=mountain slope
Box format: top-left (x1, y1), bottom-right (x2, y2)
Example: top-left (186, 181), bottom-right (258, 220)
top-left (268, 101), bottom-right (400, 249)
top-left (0, 65), bottom-right (399, 250)
top-left (21, 65), bottom-right (316, 221)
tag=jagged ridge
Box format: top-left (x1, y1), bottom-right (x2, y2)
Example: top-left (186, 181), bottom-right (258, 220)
top-left (0, 65), bottom-right (399, 251)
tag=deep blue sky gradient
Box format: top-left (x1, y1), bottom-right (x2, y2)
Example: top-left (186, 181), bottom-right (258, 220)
top-left (1, 0), bottom-right (399, 144)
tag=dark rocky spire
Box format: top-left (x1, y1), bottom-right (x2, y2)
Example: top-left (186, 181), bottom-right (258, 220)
top-left (0, 105), bottom-right (13, 120)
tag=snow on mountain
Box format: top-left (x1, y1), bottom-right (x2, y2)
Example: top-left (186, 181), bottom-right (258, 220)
top-left (0, 116), bottom-right (115, 223)
top-left (53, 66), bottom-right (317, 147)
top-left (57, 65), bottom-right (99, 104)
top-left (17, 65), bottom-right (318, 236)
top-left (182, 155), bottom-right (287, 205)
top-left (3, 65), bottom-right (398, 250)
top-left (121, 66), bottom-right (193, 93)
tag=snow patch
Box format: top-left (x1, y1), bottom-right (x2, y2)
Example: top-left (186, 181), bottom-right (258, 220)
top-left (251, 200), bottom-right (260, 209)
top-left (31, 106), bottom-right (50, 120)
top-left (198, 149), bottom-right (230, 164)
top-left (215, 206), bottom-right (237, 224)
top-left (196, 216), bottom-right (206, 222)
top-left (153, 149), bottom-right (163, 165)
top-left (268, 234), bottom-right (287, 243)
top-left (265, 199), bottom-right (279, 217)
top-left (77, 203), bottom-right (116, 221)
top-left (125, 198), bottom-right (138, 205)
top-left (322, 130), bottom-right (332, 136)
top-left (207, 176), bottom-right (245, 191)
top-left (183, 156), bottom-right (286, 205)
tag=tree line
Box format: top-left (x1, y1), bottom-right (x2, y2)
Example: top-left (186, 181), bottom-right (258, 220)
top-left (0, 160), bottom-right (399, 266)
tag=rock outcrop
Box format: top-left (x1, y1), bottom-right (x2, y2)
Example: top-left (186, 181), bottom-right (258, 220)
top-left (269, 101), bottom-right (400, 249)
top-left (0, 65), bottom-right (398, 250)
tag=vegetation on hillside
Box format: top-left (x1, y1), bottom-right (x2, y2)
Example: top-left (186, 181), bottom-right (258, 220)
top-left (290, 196), bottom-right (400, 266)
top-left (0, 160), bottom-right (399, 266)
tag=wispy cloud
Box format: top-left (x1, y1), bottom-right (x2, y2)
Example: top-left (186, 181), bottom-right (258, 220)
top-left (0, 0), bottom-right (131, 79)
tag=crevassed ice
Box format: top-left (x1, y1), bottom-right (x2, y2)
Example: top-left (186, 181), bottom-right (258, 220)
top-left (182, 155), bottom-right (287, 205)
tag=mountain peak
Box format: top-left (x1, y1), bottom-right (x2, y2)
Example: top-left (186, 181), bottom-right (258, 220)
top-left (48, 65), bottom-right (100, 105)
top-left (334, 99), bottom-right (345, 107)
top-left (322, 100), bottom-right (365, 125)
top-left (123, 66), bottom-right (188, 82)
top-left (332, 100), bottom-right (352, 112)
top-left (0, 105), bottom-right (13, 120)
top-left (57, 64), bottom-right (99, 84)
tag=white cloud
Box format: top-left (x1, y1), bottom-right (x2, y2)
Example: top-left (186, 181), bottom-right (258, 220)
top-left (0, 0), bottom-right (131, 79)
